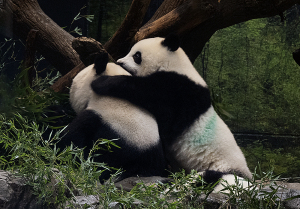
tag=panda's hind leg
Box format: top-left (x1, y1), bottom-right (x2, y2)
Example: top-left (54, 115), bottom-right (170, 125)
top-left (198, 170), bottom-right (252, 193)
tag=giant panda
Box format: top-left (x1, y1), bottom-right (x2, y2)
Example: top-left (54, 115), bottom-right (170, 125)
top-left (60, 53), bottom-right (166, 182)
top-left (91, 34), bottom-right (252, 189)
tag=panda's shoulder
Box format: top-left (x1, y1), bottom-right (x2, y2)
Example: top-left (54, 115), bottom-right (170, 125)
top-left (149, 71), bottom-right (203, 89)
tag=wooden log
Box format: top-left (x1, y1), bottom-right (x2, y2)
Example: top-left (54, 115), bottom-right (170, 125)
top-left (134, 0), bottom-right (217, 41)
top-left (50, 37), bottom-right (111, 93)
top-left (72, 37), bottom-right (115, 66)
top-left (146, 0), bottom-right (186, 25)
top-left (50, 62), bottom-right (85, 93)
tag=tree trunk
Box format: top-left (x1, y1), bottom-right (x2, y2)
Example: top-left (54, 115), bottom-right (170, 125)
top-left (134, 0), bottom-right (217, 41)
top-left (181, 0), bottom-right (300, 62)
top-left (22, 29), bottom-right (38, 87)
top-left (104, 0), bottom-right (152, 60)
top-left (1, 0), bottom-right (299, 92)
top-left (2, 0), bottom-right (82, 75)
top-left (106, 0), bottom-right (300, 62)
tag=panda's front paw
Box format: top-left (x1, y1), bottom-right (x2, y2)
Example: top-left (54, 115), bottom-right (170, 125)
top-left (94, 53), bottom-right (109, 75)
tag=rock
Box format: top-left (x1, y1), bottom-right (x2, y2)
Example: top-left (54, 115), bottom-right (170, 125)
top-left (259, 182), bottom-right (300, 209)
top-left (281, 189), bottom-right (300, 209)
top-left (0, 169), bottom-right (80, 209)
top-left (65, 195), bottom-right (99, 209)
top-left (0, 170), bottom-right (45, 209)
top-left (114, 176), bottom-right (173, 191)
top-left (195, 181), bottom-right (300, 209)
top-left (0, 170), bottom-right (300, 209)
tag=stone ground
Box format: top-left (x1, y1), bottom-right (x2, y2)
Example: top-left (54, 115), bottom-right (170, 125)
top-left (1, 170), bottom-right (300, 209)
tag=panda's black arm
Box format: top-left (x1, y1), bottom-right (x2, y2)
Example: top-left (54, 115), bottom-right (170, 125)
top-left (91, 71), bottom-right (211, 111)
top-left (91, 74), bottom-right (157, 112)
top-left (91, 71), bottom-right (211, 138)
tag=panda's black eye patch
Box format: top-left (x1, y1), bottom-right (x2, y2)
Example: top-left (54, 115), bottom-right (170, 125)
top-left (133, 51), bottom-right (142, 64)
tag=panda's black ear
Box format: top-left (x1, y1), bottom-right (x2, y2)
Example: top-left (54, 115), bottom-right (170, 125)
top-left (94, 53), bottom-right (109, 75)
top-left (161, 34), bottom-right (180, 52)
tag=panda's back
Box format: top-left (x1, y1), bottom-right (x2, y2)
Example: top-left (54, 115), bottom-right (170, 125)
top-left (87, 93), bottom-right (160, 149)
top-left (168, 106), bottom-right (251, 178)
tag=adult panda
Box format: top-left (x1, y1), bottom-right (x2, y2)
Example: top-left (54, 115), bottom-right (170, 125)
top-left (60, 53), bottom-right (166, 182)
top-left (91, 34), bottom-right (252, 188)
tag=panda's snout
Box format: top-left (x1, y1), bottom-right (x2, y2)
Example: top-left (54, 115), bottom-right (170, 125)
top-left (117, 62), bottom-right (135, 75)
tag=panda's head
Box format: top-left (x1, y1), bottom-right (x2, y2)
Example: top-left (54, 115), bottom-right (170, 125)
top-left (70, 54), bottom-right (130, 114)
top-left (117, 34), bottom-right (206, 85)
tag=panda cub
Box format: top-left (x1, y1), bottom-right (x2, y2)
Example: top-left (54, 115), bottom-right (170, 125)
top-left (91, 35), bottom-right (252, 187)
top-left (60, 54), bottom-right (166, 181)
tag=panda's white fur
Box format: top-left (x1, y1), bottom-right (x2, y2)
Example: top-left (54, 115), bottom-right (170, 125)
top-left (213, 174), bottom-right (251, 193)
top-left (61, 55), bottom-right (166, 181)
top-left (69, 63), bottom-right (159, 148)
top-left (90, 35), bottom-right (251, 189)
top-left (70, 62), bottom-right (130, 114)
top-left (117, 37), bottom-right (207, 87)
top-left (171, 107), bottom-right (249, 174)
top-left (118, 36), bottom-right (250, 175)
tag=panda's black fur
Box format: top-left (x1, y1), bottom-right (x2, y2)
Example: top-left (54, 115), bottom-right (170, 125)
top-left (93, 70), bottom-right (211, 143)
top-left (91, 35), bottom-right (252, 190)
top-left (59, 54), bottom-right (167, 182)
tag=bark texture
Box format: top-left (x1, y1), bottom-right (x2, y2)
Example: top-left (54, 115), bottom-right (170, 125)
top-left (2, 0), bottom-right (82, 75)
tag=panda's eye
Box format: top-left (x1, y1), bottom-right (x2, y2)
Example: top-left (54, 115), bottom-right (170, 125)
top-left (133, 51), bottom-right (142, 64)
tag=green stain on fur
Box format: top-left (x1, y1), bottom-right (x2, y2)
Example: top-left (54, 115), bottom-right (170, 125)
top-left (191, 111), bottom-right (217, 145)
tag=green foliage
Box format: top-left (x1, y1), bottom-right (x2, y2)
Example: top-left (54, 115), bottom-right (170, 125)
top-left (194, 8), bottom-right (300, 181)
top-left (220, 165), bottom-right (283, 209)
top-left (242, 140), bottom-right (300, 178)
top-left (194, 9), bottom-right (300, 135)
top-left (0, 115), bottom-right (291, 209)
top-left (0, 38), bottom-right (73, 127)
top-left (128, 170), bottom-right (212, 208)
top-left (0, 69), bottom-right (291, 207)
top-left (0, 78), bottom-right (291, 208)
top-left (0, 70), bottom-right (69, 125)
top-left (0, 113), bottom-right (119, 207)
top-left (1, 5), bottom-right (299, 207)
top-left (88, 0), bottom-right (132, 42)
top-left (68, 5), bottom-right (94, 36)
top-left (100, 169), bottom-right (287, 209)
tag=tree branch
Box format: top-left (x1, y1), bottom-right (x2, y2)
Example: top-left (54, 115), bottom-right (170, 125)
top-left (146, 0), bottom-right (186, 25)
top-left (104, 0), bottom-right (152, 60)
top-left (50, 62), bottom-right (85, 93)
top-left (50, 37), bottom-right (111, 93)
top-left (134, 0), bottom-right (217, 41)
top-left (3, 0), bottom-right (81, 75)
